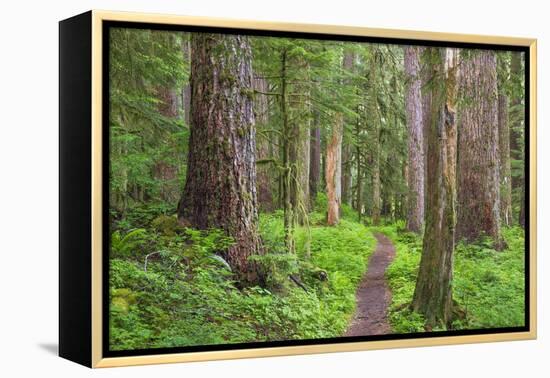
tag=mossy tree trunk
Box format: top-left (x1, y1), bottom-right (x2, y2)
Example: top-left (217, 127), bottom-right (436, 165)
top-left (456, 50), bottom-right (503, 249)
top-left (404, 46), bottom-right (425, 234)
top-left (412, 47), bottom-right (458, 329)
top-left (341, 52), bottom-right (356, 208)
top-left (309, 112), bottom-right (321, 207)
top-left (177, 33), bottom-right (262, 284)
top-left (279, 49), bottom-right (296, 253)
top-left (369, 51), bottom-right (381, 226)
top-left (289, 63), bottom-right (311, 225)
top-left (253, 76), bottom-right (275, 212)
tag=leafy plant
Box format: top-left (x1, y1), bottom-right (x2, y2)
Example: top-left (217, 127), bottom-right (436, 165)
top-left (383, 224), bottom-right (525, 333)
top-left (110, 228), bottom-right (148, 258)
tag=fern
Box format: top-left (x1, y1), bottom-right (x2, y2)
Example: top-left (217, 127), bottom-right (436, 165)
top-left (111, 228), bottom-right (148, 258)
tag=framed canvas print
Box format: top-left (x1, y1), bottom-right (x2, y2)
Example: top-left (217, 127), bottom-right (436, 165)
top-left (59, 10), bottom-right (537, 368)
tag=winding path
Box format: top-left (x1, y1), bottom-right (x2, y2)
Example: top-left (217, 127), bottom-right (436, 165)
top-left (345, 233), bottom-right (396, 336)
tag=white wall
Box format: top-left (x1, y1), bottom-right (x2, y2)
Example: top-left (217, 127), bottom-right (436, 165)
top-left (0, 0), bottom-right (547, 376)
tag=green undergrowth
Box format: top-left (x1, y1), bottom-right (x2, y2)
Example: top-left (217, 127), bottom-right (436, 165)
top-left (109, 201), bottom-right (376, 351)
top-left (383, 224), bottom-right (526, 333)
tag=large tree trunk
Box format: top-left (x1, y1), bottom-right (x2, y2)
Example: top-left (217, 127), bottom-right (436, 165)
top-left (326, 114), bottom-right (343, 226)
top-left (456, 50), bottom-right (503, 249)
top-left (326, 51), bottom-right (353, 225)
top-left (369, 51), bottom-right (381, 225)
top-left (253, 77), bottom-right (275, 212)
top-left (404, 46), bottom-right (425, 234)
top-left (341, 52), bottom-right (355, 207)
top-left (412, 48), bottom-right (458, 329)
top-left (177, 33), bottom-right (261, 283)
top-left (309, 114), bottom-right (321, 207)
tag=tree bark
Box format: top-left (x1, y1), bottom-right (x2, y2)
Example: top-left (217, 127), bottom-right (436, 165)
top-left (326, 114), bottom-right (343, 226)
top-left (177, 33), bottom-right (262, 283)
top-left (181, 36), bottom-right (191, 125)
top-left (341, 52), bottom-right (355, 207)
top-left (510, 52), bottom-right (525, 227)
top-left (498, 93), bottom-right (512, 227)
top-left (279, 50), bottom-right (296, 253)
top-left (369, 51), bottom-right (381, 225)
top-left (421, 48), bottom-right (431, 197)
top-left (412, 47), bottom-right (458, 329)
top-left (326, 51), bottom-right (353, 225)
top-left (253, 77), bottom-right (275, 212)
top-left (456, 50), bottom-right (503, 249)
top-left (404, 46), bottom-right (425, 233)
top-left (341, 144), bottom-right (353, 207)
top-left (309, 113), bottom-right (321, 206)
top-left (154, 85), bottom-right (180, 203)
top-left (289, 64), bottom-right (311, 224)
top-left (355, 109), bottom-right (363, 222)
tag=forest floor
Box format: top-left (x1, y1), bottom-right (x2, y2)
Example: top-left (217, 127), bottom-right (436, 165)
top-left (345, 233), bottom-right (396, 336)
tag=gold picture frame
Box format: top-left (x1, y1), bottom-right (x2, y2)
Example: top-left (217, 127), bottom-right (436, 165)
top-left (59, 10), bottom-right (537, 368)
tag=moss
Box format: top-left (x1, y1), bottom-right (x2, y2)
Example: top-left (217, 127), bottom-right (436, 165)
top-left (151, 214), bottom-right (182, 236)
top-left (240, 87), bottom-right (255, 100)
top-left (111, 288), bottom-right (138, 313)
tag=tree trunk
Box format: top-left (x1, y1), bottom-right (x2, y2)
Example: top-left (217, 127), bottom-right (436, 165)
top-left (157, 86), bottom-right (179, 118)
top-left (498, 93), bottom-right (512, 227)
top-left (456, 50), bottom-right (503, 249)
top-left (342, 142), bottom-right (353, 207)
top-left (369, 51), bottom-right (381, 225)
top-left (326, 114), bottom-right (343, 226)
top-left (289, 65), bottom-right (311, 224)
top-left (404, 46), bottom-right (425, 234)
top-left (326, 51), bottom-right (353, 225)
top-left (355, 111), bottom-right (363, 222)
top-left (309, 114), bottom-right (321, 206)
top-left (372, 143), bottom-right (381, 225)
top-left (177, 33), bottom-right (262, 283)
top-left (341, 52), bottom-right (355, 207)
top-left (279, 50), bottom-right (295, 253)
top-left (152, 85), bottom-right (180, 203)
top-left (181, 36), bottom-right (191, 125)
top-left (421, 48), bottom-right (431, 206)
top-left (412, 47), bottom-right (458, 329)
top-left (253, 77), bottom-right (274, 211)
top-left (510, 52), bottom-right (525, 227)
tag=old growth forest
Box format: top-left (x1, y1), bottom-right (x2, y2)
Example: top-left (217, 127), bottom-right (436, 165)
top-left (108, 28), bottom-right (526, 351)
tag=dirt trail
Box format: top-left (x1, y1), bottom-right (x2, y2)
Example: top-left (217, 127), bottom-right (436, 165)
top-left (345, 233), bottom-right (396, 336)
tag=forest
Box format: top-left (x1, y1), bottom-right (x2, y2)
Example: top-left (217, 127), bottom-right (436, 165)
top-left (108, 27), bottom-right (526, 351)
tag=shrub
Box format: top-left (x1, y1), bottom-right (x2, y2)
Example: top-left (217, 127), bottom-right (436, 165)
top-left (383, 224), bottom-right (525, 333)
top-left (109, 209), bottom-right (377, 350)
